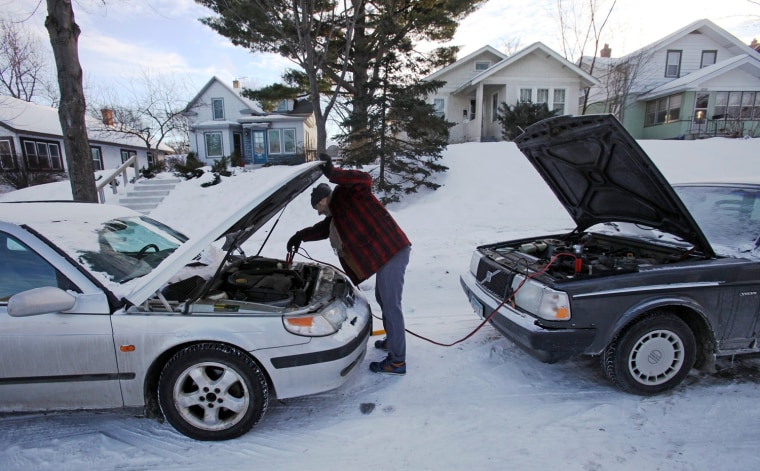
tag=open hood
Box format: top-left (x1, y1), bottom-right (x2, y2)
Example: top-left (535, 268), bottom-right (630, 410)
top-left (514, 114), bottom-right (714, 256)
top-left (122, 162), bottom-right (323, 306)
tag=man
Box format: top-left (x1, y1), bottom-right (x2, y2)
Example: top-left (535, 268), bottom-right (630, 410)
top-left (287, 155), bottom-right (411, 375)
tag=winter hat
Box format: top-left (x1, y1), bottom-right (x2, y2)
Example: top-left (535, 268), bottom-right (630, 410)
top-left (310, 183), bottom-right (332, 208)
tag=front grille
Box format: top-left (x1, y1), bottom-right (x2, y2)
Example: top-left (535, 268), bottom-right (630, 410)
top-left (475, 258), bottom-right (512, 299)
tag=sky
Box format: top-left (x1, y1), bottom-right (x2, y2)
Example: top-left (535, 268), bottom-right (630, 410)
top-left (4, 0), bottom-right (760, 102)
top-left (2, 136), bottom-right (760, 469)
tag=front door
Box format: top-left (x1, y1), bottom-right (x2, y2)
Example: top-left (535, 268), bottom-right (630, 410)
top-left (252, 130), bottom-right (267, 164)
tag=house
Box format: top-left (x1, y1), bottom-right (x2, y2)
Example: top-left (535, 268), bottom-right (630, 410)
top-left (0, 95), bottom-right (171, 174)
top-left (582, 19), bottom-right (760, 139)
top-left (423, 43), bottom-right (598, 143)
top-left (183, 77), bottom-right (317, 166)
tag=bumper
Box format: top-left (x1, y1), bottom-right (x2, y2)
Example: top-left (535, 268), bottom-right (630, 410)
top-left (258, 293), bottom-right (372, 399)
top-left (460, 272), bottom-right (596, 363)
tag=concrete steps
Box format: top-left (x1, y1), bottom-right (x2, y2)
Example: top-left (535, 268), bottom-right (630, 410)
top-left (119, 177), bottom-right (181, 214)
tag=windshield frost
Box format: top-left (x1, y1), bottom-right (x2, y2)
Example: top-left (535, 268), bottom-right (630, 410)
top-left (79, 216), bottom-right (187, 283)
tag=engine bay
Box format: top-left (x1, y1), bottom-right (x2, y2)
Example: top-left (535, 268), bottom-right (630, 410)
top-left (482, 232), bottom-right (700, 280)
top-left (143, 256), bottom-right (339, 313)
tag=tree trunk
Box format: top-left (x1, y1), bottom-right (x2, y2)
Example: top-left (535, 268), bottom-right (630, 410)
top-left (45, 0), bottom-right (97, 202)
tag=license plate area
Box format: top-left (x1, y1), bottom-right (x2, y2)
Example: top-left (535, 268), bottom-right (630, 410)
top-left (469, 294), bottom-right (484, 318)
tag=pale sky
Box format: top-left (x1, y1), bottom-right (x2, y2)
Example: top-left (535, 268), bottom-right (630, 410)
top-left (5, 0), bottom-right (760, 101)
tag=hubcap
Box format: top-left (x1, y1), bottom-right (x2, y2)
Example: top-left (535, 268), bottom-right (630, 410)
top-left (173, 361), bottom-right (250, 432)
top-left (628, 329), bottom-right (684, 386)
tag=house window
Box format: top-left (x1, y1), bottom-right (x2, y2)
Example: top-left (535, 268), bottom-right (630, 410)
top-left (120, 149), bottom-right (136, 164)
top-left (283, 129), bottom-right (296, 154)
top-left (212, 98), bottom-right (225, 120)
top-left (693, 92), bottom-right (709, 124)
top-left (91, 146), bottom-right (103, 171)
top-left (276, 100), bottom-right (289, 112)
top-left (491, 93), bottom-right (499, 122)
top-left (433, 98), bottom-right (445, 118)
top-left (147, 151), bottom-right (155, 166)
top-left (536, 89), bottom-right (549, 105)
top-left (553, 89), bottom-right (566, 114)
top-left (267, 130), bottom-right (282, 154)
top-left (205, 132), bottom-right (223, 157)
top-left (21, 139), bottom-right (62, 171)
top-left (519, 88), bottom-right (532, 102)
top-left (469, 99), bottom-right (477, 121)
top-left (665, 50), bottom-right (682, 78)
top-left (714, 91), bottom-right (760, 121)
top-left (700, 50), bottom-right (717, 68)
top-left (0, 138), bottom-right (16, 171)
top-left (644, 94), bottom-right (682, 126)
top-left (475, 61), bottom-right (490, 71)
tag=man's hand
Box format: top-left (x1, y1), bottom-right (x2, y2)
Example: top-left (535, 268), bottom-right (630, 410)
top-left (287, 231), bottom-right (303, 253)
top-left (319, 153), bottom-right (333, 176)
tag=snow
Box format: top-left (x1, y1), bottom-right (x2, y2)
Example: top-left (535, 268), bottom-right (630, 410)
top-left (2, 137), bottom-right (760, 470)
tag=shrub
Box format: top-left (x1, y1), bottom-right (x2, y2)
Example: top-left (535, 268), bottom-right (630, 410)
top-left (498, 101), bottom-right (560, 141)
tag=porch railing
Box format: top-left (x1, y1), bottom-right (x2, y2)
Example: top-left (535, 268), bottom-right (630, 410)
top-left (96, 155), bottom-right (139, 203)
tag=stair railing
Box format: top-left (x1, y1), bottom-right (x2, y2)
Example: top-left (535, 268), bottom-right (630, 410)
top-left (96, 155), bottom-right (139, 204)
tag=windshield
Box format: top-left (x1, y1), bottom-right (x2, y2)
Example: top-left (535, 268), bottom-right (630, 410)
top-left (79, 216), bottom-right (188, 283)
top-left (675, 185), bottom-right (760, 256)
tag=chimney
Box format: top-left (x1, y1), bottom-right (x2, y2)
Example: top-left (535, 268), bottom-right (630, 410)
top-left (751, 38), bottom-right (760, 52)
top-left (233, 79), bottom-right (240, 89)
top-left (600, 43), bottom-right (611, 58)
top-left (101, 108), bottom-right (114, 126)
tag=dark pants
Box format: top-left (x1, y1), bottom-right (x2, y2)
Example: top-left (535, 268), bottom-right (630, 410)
top-left (375, 245), bottom-right (411, 363)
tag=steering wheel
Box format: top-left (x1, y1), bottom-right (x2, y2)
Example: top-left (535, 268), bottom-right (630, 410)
top-left (137, 244), bottom-right (160, 259)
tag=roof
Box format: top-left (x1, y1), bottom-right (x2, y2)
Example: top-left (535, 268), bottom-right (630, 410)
top-left (0, 95), bottom-right (172, 152)
top-left (619, 18), bottom-right (759, 62)
top-left (638, 54), bottom-right (760, 100)
top-left (451, 42), bottom-right (599, 94)
top-left (424, 45), bottom-right (508, 82)
top-left (185, 76), bottom-right (263, 115)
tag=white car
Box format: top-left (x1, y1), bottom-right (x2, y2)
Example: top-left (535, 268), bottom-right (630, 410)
top-left (0, 162), bottom-right (372, 440)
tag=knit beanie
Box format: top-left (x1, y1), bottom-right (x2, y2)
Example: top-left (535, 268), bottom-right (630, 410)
top-left (310, 183), bottom-right (332, 208)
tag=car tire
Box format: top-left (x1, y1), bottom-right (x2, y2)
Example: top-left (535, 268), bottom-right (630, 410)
top-left (158, 343), bottom-right (269, 440)
top-left (602, 313), bottom-right (696, 395)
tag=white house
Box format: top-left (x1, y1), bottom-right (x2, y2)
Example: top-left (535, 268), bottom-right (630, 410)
top-left (184, 77), bottom-right (317, 166)
top-left (582, 19), bottom-right (760, 139)
top-left (424, 43), bottom-right (599, 143)
top-left (0, 95), bottom-right (171, 174)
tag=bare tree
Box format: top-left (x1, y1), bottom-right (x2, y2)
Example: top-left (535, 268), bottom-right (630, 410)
top-left (45, 0), bottom-right (97, 202)
top-left (554, 0), bottom-right (617, 114)
top-left (0, 19), bottom-right (57, 103)
top-left (582, 47), bottom-right (651, 122)
top-left (88, 69), bottom-right (196, 165)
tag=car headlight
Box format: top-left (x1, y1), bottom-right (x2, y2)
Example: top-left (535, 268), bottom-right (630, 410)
top-left (470, 252), bottom-right (482, 275)
top-left (511, 274), bottom-right (571, 321)
top-left (283, 302), bottom-right (348, 337)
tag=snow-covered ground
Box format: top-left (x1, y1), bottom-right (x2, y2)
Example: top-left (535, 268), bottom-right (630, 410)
top-left (2, 137), bottom-right (760, 471)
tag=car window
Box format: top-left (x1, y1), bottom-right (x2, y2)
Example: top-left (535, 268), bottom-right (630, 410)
top-left (0, 232), bottom-right (77, 301)
top-left (675, 186), bottom-right (760, 255)
top-left (78, 216), bottom-right (186, 283)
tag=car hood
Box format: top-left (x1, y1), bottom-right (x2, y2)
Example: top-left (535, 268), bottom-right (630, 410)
top-left (514, 114), bottom-right (714, 256)
top-left (123, 162), bottom-right (323, 306)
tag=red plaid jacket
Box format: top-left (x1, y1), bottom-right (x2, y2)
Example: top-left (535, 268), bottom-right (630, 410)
top-left (298, 168), bottom-right (411, 284)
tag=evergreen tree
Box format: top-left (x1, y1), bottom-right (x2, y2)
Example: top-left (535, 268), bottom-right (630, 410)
top-left (498, 101), bottom-right (560, 141)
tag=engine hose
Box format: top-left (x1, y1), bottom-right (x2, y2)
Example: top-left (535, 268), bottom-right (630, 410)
top-left (290, 248), bottom-right (578, 348)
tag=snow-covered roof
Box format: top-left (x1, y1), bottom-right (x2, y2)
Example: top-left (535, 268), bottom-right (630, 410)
top-left (424, 45), bottom-right (508, 82)
top-left (185, 76), bottom-right (264, 115)
top-left (0, 95), bottom-right (172, 152)
top-left (637, 54), bottom-right (760, 100)
top-left (451, 42), bottom-right (599, 94)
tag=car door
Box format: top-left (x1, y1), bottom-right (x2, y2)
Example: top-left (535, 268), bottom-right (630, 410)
top-left (0, 228), bottom-right (123, 411)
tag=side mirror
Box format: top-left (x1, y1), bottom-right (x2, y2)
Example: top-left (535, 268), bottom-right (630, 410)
top-left (7, 287), bottom-right (76, 317)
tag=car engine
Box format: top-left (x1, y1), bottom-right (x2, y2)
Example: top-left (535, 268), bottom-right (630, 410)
top-left (481, 232), bottom-right (699, 281)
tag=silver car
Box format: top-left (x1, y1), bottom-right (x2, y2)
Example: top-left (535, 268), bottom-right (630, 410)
top-left (0, 162), bottom-right (372, 440)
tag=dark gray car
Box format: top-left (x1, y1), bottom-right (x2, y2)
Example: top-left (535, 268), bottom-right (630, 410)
top-left (460, 114), bottom-right (760, 395)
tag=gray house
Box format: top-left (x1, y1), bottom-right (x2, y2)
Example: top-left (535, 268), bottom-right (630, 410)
top-left (184, 77), bottom-right (317, 166)
top-left (424, 43), bottom-right (598, 143)
top-left (582, 19), bottom-right (760, 139)
top-left (0, 95), bottom-right (170, 174)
